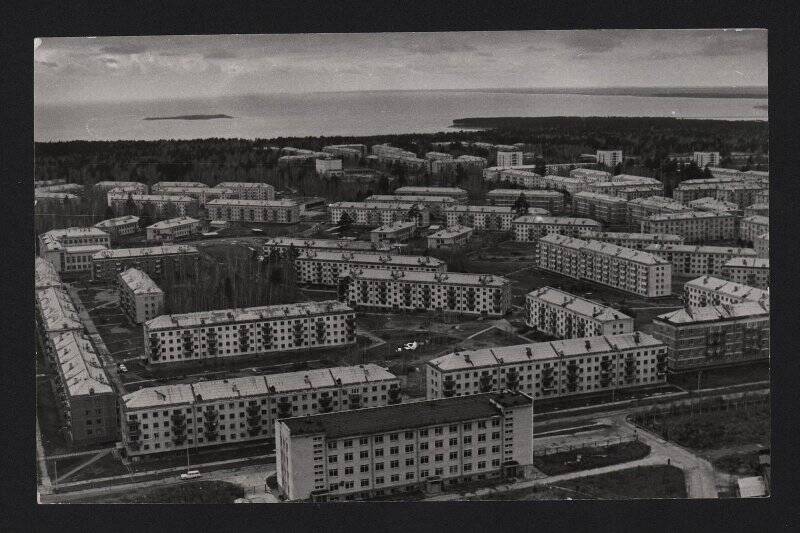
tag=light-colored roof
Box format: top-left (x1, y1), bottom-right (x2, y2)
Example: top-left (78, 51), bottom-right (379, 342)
top-left (645, 244), bottom-right (757, 255)
top-left (573, 191), bottom-right (628, 204)
top-left (628, 196), bottom-right (688, 208)
top-left (579, 231), bottom-right (684, 243)
top-left (428, 332), bottom-right (662, 371)
top-left (394, 186), bottom-right (467, 195)
top-left (656, 301), bottom-right (769, 324)
top-left (296, 250), bottom-right (445, 267)
top-left (609, 174), bottom-right (661, 184)
top-left (119, 268), bottom-right (163, 295)
top-left (539, 234), bottom-right (668, 266)
top-left (152, 181), bottom-right (208, 189)
top-left (41, 227), bottom-right (109, 241)
top-left (444, 205), bottom-right (514, 214)
top-left (107, 192), bottom-right (195, 202)
top-left (64, 244), bottom-right (108, 254)
top-left (737, 477), bottom-right (768, 498)
top-left (684, 275), bottom-right (769, 302)
top-left (329, 201), bottom-right (421, 210)
top-left (94, 215), bottom-right (140, 228)
top-left (527, 286), bottom-right (632, 322)
top-left (94, 181), bottom-right (146, 189)
top-left (371, 221), bottom-right (417, 234)
top-left (513, 215), bottom-right (601, 226)
top-left (92, 244), bottom-right (199, 260)
top-left (646, 210), bottom-right (735, 222)
top-left (206, 198), bottom-right (299, 207)
top-left (216, 182), bottom-right (274, 189)
top-left (365, 195), bottom-right (456, 203)
top-left (427, 225), bottom-right (474, 239)
top-left (36, 286), bottom-right (82, 333)
top-left (486, 189), bottom-right (564, 198)
top-left (52, 331), bottom-right (113, 396)
top-left (341, 268), bottom-right (507, 287)
top-left (741, 215), bottom-right (770, 226)
top-left (263, 237), bottom-right (391, 252)
top-left (723, 257), bottom-right (769, 268)
top-left (145, 300), bottom-right (352, 330)
top-left (121, 364), bottom-right (396, 409)
top-left (687, 197), bottom-right (739, 211)
top-left (146, 216), bottom-right (200, 230)
top-left (34, 191), bottom-right (80, 200)
top-left (35, 257), bottom-right (61, 290)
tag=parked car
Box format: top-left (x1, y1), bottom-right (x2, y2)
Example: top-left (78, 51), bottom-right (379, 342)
top-left (180, 470), bottom-right (202, 480)
top-left (118, 364), bottom-right (128, 373)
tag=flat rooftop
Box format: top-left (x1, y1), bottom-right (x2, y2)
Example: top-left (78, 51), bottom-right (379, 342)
top-left (371, 221), bottom-right (417, 234)
top-left (573, 191), bottom-right (628, 203)
top-left (428, 332), bottom-right (662, 372)
top-left (444, 205), bottom-right (514, 214)
top-left (280, 392), bottom-right (532, 439)
top-left (513, 215), bottom-right (601, 226)
top-left (152, 181), bottom-right (208, 188)
top-left (685, 275), bottom-right (769, 302)
top-left (579, 231), bottom-right (684, 242)
top-left (206, 199), bottom-right (299, 207)
top-left (145, 300), bottom-right (352, 330)
top-left (147, 216), bottom-right (200, 230)
top-left (527, 286), bottom-right (632, 322)
top-left (723, 257), bottom-right (770, 268)
top-left (427, 225), bottom-right (473, 239)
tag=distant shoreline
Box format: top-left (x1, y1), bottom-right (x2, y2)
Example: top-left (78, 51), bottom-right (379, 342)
top-left (143, 114), bottom-right (234, 121)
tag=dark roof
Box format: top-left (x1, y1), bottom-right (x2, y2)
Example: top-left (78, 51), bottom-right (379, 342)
top-left (280, 391), bottom-right (531, 439)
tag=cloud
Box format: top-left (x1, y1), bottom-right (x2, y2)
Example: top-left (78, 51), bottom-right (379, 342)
top-left (558, 30), bottom-right (636, 54)
top-left (99, 43), bottom-right (149, 55)
top-left (400, 38), bottom-right (477, 55)
top-left (36, 60), bottom-right (58, 68)
top-left (696, 31), bottom-right (767, 57)
top-left (202, 49), bottom-right (240, 60)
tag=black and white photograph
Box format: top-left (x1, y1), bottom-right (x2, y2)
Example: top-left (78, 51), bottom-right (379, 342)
top-left (32, 27), bottom-right (774, 506)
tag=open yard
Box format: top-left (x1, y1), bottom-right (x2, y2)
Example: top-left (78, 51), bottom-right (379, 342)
top-left (712, 451), bottom-right (764, 477)
top-left (554, 465), bottom-right (687, 499)
top-left (669, 361), bottom-right (770, 390)
top-left (70, 480), bottom-right (245, 504)
top-left (532, 440), bottom-right (651, 476)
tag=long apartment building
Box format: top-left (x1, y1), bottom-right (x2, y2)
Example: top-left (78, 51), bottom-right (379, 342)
top-left (276, 391), bottom-right (533, 501)
top-left (34, 183), bottom-right (84, 194)
top-left (688, 197), bottom-right (739, 213)
top-left (641, 211), bottom-right (737, 242)
top-left (295, 250), bottom-right (445, 286)
top-left (588, 183), bottom-right (665, 201)
top-left (263, 237), bottom-right (394, 257)
top-left (483, 168), bottom-right (540, 188)
top-left (155, 186), bottom-right (235, 205)
top-left (721, 257), bottom-right (770, 289)
top-left (652, 301), bottom-right (770, 372)
top-left (370, 221), bottom-right (416, 244)
top-left (739, 215), bottom-right (769, 245)
top-left (146, 216), bottom-right (201, 243)
top-left (370, 144), bottom-right (427, 168)
top-left (206, 199), bottom-right (301, 224)
top-left (444, 205), bottom-right (531, 231)
top-left (91, 244), bottom-right (200, 281)
top-left (537, 234), bottom-right (672, 298)
top-left (394, 186), bottom-right (468, 203)
top-left (118, 267), bottom-right (164, 324)
top-left (337, 269), bottom-right (511, 317)
top-left (715, 183), bottom-right (766, 208)
top-left (323, 144), bottom-right (368, 160)
top-left (151, 181), bottom-right (208, 193)
top-left (743, 203), bottom-right (769, 218)
top-left (571, 192), bottom-right (627, 225)
top-left (426, 332), bottom-right (666, 402)
top-left (119, 364), bottom-right (399, 458)
top-left (684, 275), bottom-right (769, 307)
top-left (643, 244), bottom-right (757, 276)
top-left (38, 227), bottom-right (111, 274)
top-left (626, 196), bottom-right (691, 226)
top-left (525, 287), bottom-right (634, 339)
top-left (486, 189), bottom-right (565, 213)
top-left (216, 182), bottom-right (276, 200)
top-left (35, 191), bottom-right (81, 206)
top-left (107, 192), bottom-right (196, 216)
top-left (144, 300), bottom-right (356, 365)
top-left (328, 202), bottom-right (431, 228)
top-left (364, 195), bottom-right (457, 215)
top-left (577, 231), bottom-right (684, 250)
top-left (754, 233), bottom-right (769, 259)
top-left (513, 216), bottom-right (602, 243)
top-left (35, 283), bottom-right (118, 445)
top-left (94, 215), bottom-right (140, 241)
top-left (93, 181), bottom-right (148, 193)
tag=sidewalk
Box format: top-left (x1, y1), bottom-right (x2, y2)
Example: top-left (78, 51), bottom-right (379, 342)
top-left (36, 417), bottom-right (53, 495)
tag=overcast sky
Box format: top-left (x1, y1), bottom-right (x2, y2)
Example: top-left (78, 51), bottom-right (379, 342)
top-left (34, 30), bottom-right (767, 104)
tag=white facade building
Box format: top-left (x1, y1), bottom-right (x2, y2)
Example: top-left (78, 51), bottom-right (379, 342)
top-left (146, 216), bottom-right (201, 243)
top-left (91, 245), bottom-right (200, 281)
top-left (577, 231), bottom-right (684, 250)
top-left (296, 250), bottom-right (446, 286)
top-left (496, 151), bottom-right (523, 167)
top-left (38, 227), bottom-right (111, 273)
top-left (693, 152), bottom-right (721, 168)
top-left (525, 287), bottom-right (634, 339)
top-left (263, 237), bottom-right (393, 257)
top-left (215, 182), bottom-right (276, 201)
top-left (328, 202), bottom-right (431, 228)
top-left (427, 225), bottom-right (474, 250)
top-left (206, 199), bottom-right (301, 224)
top-left (683, 275), bottom-right (769, 307)
top-left (316, 158), bottom-right (344, 176)
top-left (739, 215), bottom-right (769, 245)
top-left (94, 215), bottom-right (140, 240)
top-left (93, 181), bottom-right (148, 194)
top-left (641, 211), bottom-right (738, 242)
top-left (571, 192), bottom-right (628, 225)
top-left (643, 244), bottom-right (757, 276)
top-left (370, 221), bottom-right (417, 244)
top-left (513, 216), bottom-right (602, 243)
top-left (118, 268), bottom-right (164, 324)
top-left (144, 300), bottom-right (356, 365)
top-left (444, 205), bottom-right (523, 231)
top-left (596, 151), bottom-right (623, 168)
top-left (721, 257), bottom-right (770, 289)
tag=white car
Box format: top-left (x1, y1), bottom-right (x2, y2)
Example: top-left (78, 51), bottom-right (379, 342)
top-left (403, 342), bottom-right (418, 351)
top-left (118, 364), bottom-right (128, 373)
top-left (180, 470), bottom-right (202, 480)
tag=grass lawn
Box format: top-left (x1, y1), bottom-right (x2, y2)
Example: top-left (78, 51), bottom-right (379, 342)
top-left (532, 441), bottom-right (651, 476)
top-left (669, 361), bottom-right (770, 390)
top-left (72, 480), bottom-right (245, 504)
top-left (554, 465), bottom-right (687, 499)
top-left (64, 453), bottom-right (131, 483)
top-left (712, 451), bottom-right (763, 477)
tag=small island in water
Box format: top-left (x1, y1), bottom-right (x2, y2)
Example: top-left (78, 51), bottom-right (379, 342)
top-left (143, 114), bottom-right (234, 121)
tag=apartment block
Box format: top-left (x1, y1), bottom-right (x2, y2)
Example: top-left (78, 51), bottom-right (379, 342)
top-left (739, 215), bottom-right (769, 245)
top-left (322, 144), bottom-right (368, 160)
top-left (93, 181), bottom-right (148, 194)
top-left (485, 189), bottom-right (564, 213)
top-left (120, 364), bottom-right (398, 458)
top-left (426, 332), bottom-right (666, 402)
top-left (329, 202), bottom-right (431, 228)
top-left (151, 182), bottom-right (208, 193)
top-left (394, 187), bottom-right (469, 203)
top-left (144, 300), bottom-right (356, 365)
top-left (263, 237), bottom-right (393, 257)
top-left (754, 233), bottom-right (769, 259)
top-left (370, 221), bottom-right (416, 244)
top-left (35, 257), bottom-right (62, 291)
top-left (537, 234), bottom-right (672, 298)
top-left (94, 215), bottom-right (140, 241)
top-left (206, 199), bottom-right (300, 224)
top-left (641, 211), bottom-right (738, 243)
top-left (146, 216), bottom-right (201, 243)
top-left (525, 287), bottom-right (634, 339)
top-left (513, 216), bottom-right (602, 243)
top-left (118, 267), bottom-right (164, 324)
top-left (370, 144), bottom-right (427, 168)
top-left (38, 227), bottom-right (111, 274)
top-left (684, 275), bottom-right (769, 307)
top-left (687, 197), bottom-right (739, 213)
top-left (721, 257), bottom-right (770, 289)
top-left (715, 183), bottom-right (766, 208)
top-left (296, 250), bottom-right (445, 286)
top-left (577, 231), bottom-right (684, 250)
top-left (652, 301), bottom-right (770, 372)
top-left (92, 245), bottom-right (200, 282)
top-left (365, 195), bottom-right (457, 215)
top-left (275, 391), bottom-right (533, 501)
top-left (626, 196), bottom-right (691, 226)
top-left (693, 152), bottom-right (720, 168)
top-left (589, 183), bottom-right (665, 201)
top-left (643, 244), bottom-right (757, 276)
top-left (444, 205), bottom-right (524, 231)
top-left (427, 225), bottom-right (473, 250)
top-left (107, 192), bottom-right (196, 216)
top-left (596, 150), bottom-right (623, 168)
top-left (743, 204), bottom-right (769, 218)
top-left (35, 191), bottom-right (81, 206)
top-left (337, 269), bottom-right (510, 317)
top-left (316, 158), bottom-right (344, 176)
top-left (571, 192), bottom-right (627, 224)
top-left (34, 183), bottom-right (84, 194)
top-left (497, 151), bottom-right (523, 167)
top-left (483, 168), bottom-right (540, 189)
